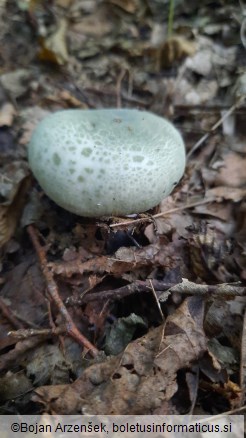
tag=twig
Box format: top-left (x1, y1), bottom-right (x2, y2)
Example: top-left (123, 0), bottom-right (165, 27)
top-left (109, 198), bottom-right (213, 228)
top-left (66, 279), bottom-right (246, 305)
top-left (165, 279), bottom-right (246, 298)
top-left (149, 279), bottom-right (164, 321)
top-left (8, 326), bottom-right (66, 339)
top-left (187, 96), bottom-right (246, 159)
top-left (65, 280), bottom-right (155, 305)
top-left (27, 225), bottom-right (99, 357)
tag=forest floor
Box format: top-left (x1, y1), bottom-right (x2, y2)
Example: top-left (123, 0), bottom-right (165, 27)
top-left (0, 0), bottom-right (245, 418)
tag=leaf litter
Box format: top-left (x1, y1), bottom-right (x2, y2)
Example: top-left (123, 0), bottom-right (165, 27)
top-left (0, 0), bottom-right (245, 416)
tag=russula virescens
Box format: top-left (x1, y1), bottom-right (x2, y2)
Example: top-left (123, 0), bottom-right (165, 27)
top-left (28, 109), bottom-right (186, 217)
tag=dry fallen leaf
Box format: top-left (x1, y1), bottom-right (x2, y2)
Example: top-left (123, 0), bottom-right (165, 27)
top-left (44, 90), bottom-right (87, 109)
top-left (33, 296), bottom-right (206, 414)
top-left (0, 371), bottom-right (33, 401)
top-left (55, 0), bottom-right (73, 8)
top-left (0, 69), bottom-right (32, 99)
top-left (109, 0), bottom-right (140, 14)
top-left (49, 239), bottom-right (184, 280)
top-left (188, 222), bottom-right (233, 282)
top-left (70, 5), bottom-right (114, 38)
top-left (38, 18), bottom-right (68, 65)
top-left (214, 152), bottom-right (246, 188)
top-left (206, 186), bottom-right (246, 202)
top-left (0, 102), bottom-right (16, 127)
top-left (19, 106), bottom-right (50, 145)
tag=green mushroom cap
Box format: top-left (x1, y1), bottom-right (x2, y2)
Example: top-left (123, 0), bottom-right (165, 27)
top-left (28, 109), bottom-right (186, 217)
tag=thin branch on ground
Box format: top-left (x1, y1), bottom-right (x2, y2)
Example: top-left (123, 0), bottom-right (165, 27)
top-left (149, 279), bottom-right (165, 321)
top-left (8, 326), bottom-right (66, 339)
top-left (27, 225), bottom-right (99, 357)
top-left (109, 198), bottom-right (213, 228)
top-left (166, 279), bottom-right (246, 297)
top-left (66, 279), bottom-right (246, 305)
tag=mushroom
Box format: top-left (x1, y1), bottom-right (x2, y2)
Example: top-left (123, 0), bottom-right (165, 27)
top-left (28, 109), bottom-right (186, 217)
